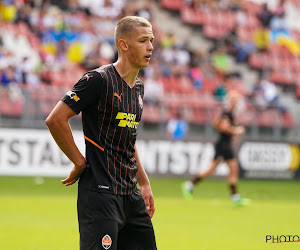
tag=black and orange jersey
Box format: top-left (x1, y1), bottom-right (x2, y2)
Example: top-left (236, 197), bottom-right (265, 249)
top-left (217, 110), bottom-right (235, 143)
top-left (62, 64), bottom-right (144, 195)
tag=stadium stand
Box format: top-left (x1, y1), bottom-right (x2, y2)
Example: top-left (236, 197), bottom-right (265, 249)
top-left (0, 0), bottom-right (299, 139)
top-left (158, 0), bottom-right (298, 129)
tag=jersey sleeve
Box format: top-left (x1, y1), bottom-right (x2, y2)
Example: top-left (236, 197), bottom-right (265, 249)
top-left (61, 71), bottom-right (104, 114)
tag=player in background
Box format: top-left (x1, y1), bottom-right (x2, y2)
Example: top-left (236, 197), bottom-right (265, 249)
top-left (182, 90), bottom-right (248, 205)
top-left (46, 16), bottom-right (157, 250)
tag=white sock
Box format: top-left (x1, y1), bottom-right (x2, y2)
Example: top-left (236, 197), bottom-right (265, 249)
top-left (185, 181), bottom-right (194, 191)
top-left (231, 193), bottom-right (240, 201)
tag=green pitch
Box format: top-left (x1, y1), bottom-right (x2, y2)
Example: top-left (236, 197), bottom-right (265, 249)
top-left (1, 177), bottom-right (300, 250)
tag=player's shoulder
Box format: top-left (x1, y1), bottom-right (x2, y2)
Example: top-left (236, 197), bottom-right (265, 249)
top-left (79, 71), bottom-right (101, 82)
top-left (79, 64), bottom-right (113, 83)
top-left (93, 64), bottom-right (113, 79)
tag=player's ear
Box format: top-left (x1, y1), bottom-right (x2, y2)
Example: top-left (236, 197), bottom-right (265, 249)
top-left (118, 39), bottom-right (128, 52)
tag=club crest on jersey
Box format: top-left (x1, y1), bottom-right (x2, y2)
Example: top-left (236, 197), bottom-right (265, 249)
top-left (102, 234), bottom-right (112, 249)
top-left (138, 94), bottom-right (143, 109)
top-left (66, 91), bottom-right (80, 102)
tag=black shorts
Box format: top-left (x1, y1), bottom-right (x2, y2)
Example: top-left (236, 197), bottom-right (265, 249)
top-left (77, 186), bottom-right (157, 250)
top-left (214, 141), bottom-right (235, 160)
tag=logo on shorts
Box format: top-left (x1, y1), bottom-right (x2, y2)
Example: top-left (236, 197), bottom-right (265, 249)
top-left (102, 234), bottom-right (112, 249)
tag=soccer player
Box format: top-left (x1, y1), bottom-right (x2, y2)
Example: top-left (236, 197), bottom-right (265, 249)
top-left (182, 91), bottom-right (248, 205)
top-left (45, 16), bottom-right (157, 250)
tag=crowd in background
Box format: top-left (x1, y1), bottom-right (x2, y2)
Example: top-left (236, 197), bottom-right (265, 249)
top-left (0, 0), bottom-right (299, 137)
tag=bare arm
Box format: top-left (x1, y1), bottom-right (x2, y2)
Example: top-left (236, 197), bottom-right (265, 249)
top-left (45, 101), bottom-right (86, 186)
top-left (135, 144), bottom-right (155, 218)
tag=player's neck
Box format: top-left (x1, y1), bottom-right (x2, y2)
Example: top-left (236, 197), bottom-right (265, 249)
top-left (113, 59), bottom-right (139, 88)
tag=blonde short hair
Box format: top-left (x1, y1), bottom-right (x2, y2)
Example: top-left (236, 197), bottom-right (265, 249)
top-left (114, 16), bottom-right (152, 52)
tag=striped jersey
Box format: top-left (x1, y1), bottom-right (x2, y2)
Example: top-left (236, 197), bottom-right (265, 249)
top-left (62, 64), bottom-right (144, 195)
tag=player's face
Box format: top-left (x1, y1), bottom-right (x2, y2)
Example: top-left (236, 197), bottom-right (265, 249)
top-left (126, 26), bottom-right (154, 69)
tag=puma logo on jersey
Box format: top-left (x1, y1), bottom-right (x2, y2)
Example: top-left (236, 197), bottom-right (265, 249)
top-left (114, 92), bottom-right (122, 102)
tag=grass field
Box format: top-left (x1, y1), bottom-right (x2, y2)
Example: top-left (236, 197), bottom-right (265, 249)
top-left (1, 177), bottom-right (300, 250)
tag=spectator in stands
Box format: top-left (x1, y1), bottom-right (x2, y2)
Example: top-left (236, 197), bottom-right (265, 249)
top-left (191, 49), bottom-right (215, 78)
top-left (253, 24), bottom-right (270, 51)
top-left (40, 64), bottom-right (52, 85)
top-left (249, 77), bottom-right (268, 111)
top-left (250, 76), bottom-right (287, 112)
top-left (174, 44), bottom-right (191, 67)
top-left (167, 110), bottom-right (188, 141)
top-left (189, 66), bottom-right (204, 90)
top-left (236, 7), bottom-right (247, 26)
top-left (256, 3), bottom-right (273, 28)
top-left (82, 41), bottom-right (101, 69)
top-left (82, 0), bottom-right (125, 19)
top-left (18, 56), bottom-right (32, 84)
top-left (274, 0), bottom-right (286, 17)
top-left (212, 46), bottom-right (230, 80)
top-left (0, 50), bottom-right (16, 69)
top-left (160, 32), bottom-right (176, 49)
top-left (172, 44), bottom-right (191, 75)
top-left (184, 0), bottom-right (201, 10)
top-left (213, 82), bottom-right (227, 102)
top-left (200, 0), bottom-right (218, 10)
top-left (141, 56), bottom-right (160, 79)
top-left (176, 70), bottom-right (194, 94)
top-left (218, 0), bottom-right (245, 12)
top-left (134, 1), bottom-right (154, 21)
top-left (0, 66), bottom-right (16, 88)
top-left (15, 1), bottom-right (33, 29)
top-left (230, 36), bottom-right (256, 62)
top-left (260, 79), bottom-right (280, 109)
top-left (55, 38), bottom-right (68, 63)
top-left (0, 0), bottom-right (17, 22)
top-left (161, 44), bottom-right (178, 76)
top-left (190, 49), bottom-right (204, 68)
top-left (270, 4), bottom-right (290, 43)
top-left (143, 74), bottom-right (164, 107)
top-left (212, 45), bottom-right (241, 80)
top-left (0, 66), bottom-right (23, 101)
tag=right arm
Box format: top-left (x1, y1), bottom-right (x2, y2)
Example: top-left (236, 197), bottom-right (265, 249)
top-left (46, 71), bottom-right (103, 185)
top-left (45, 101), bottom-right (86, 186)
